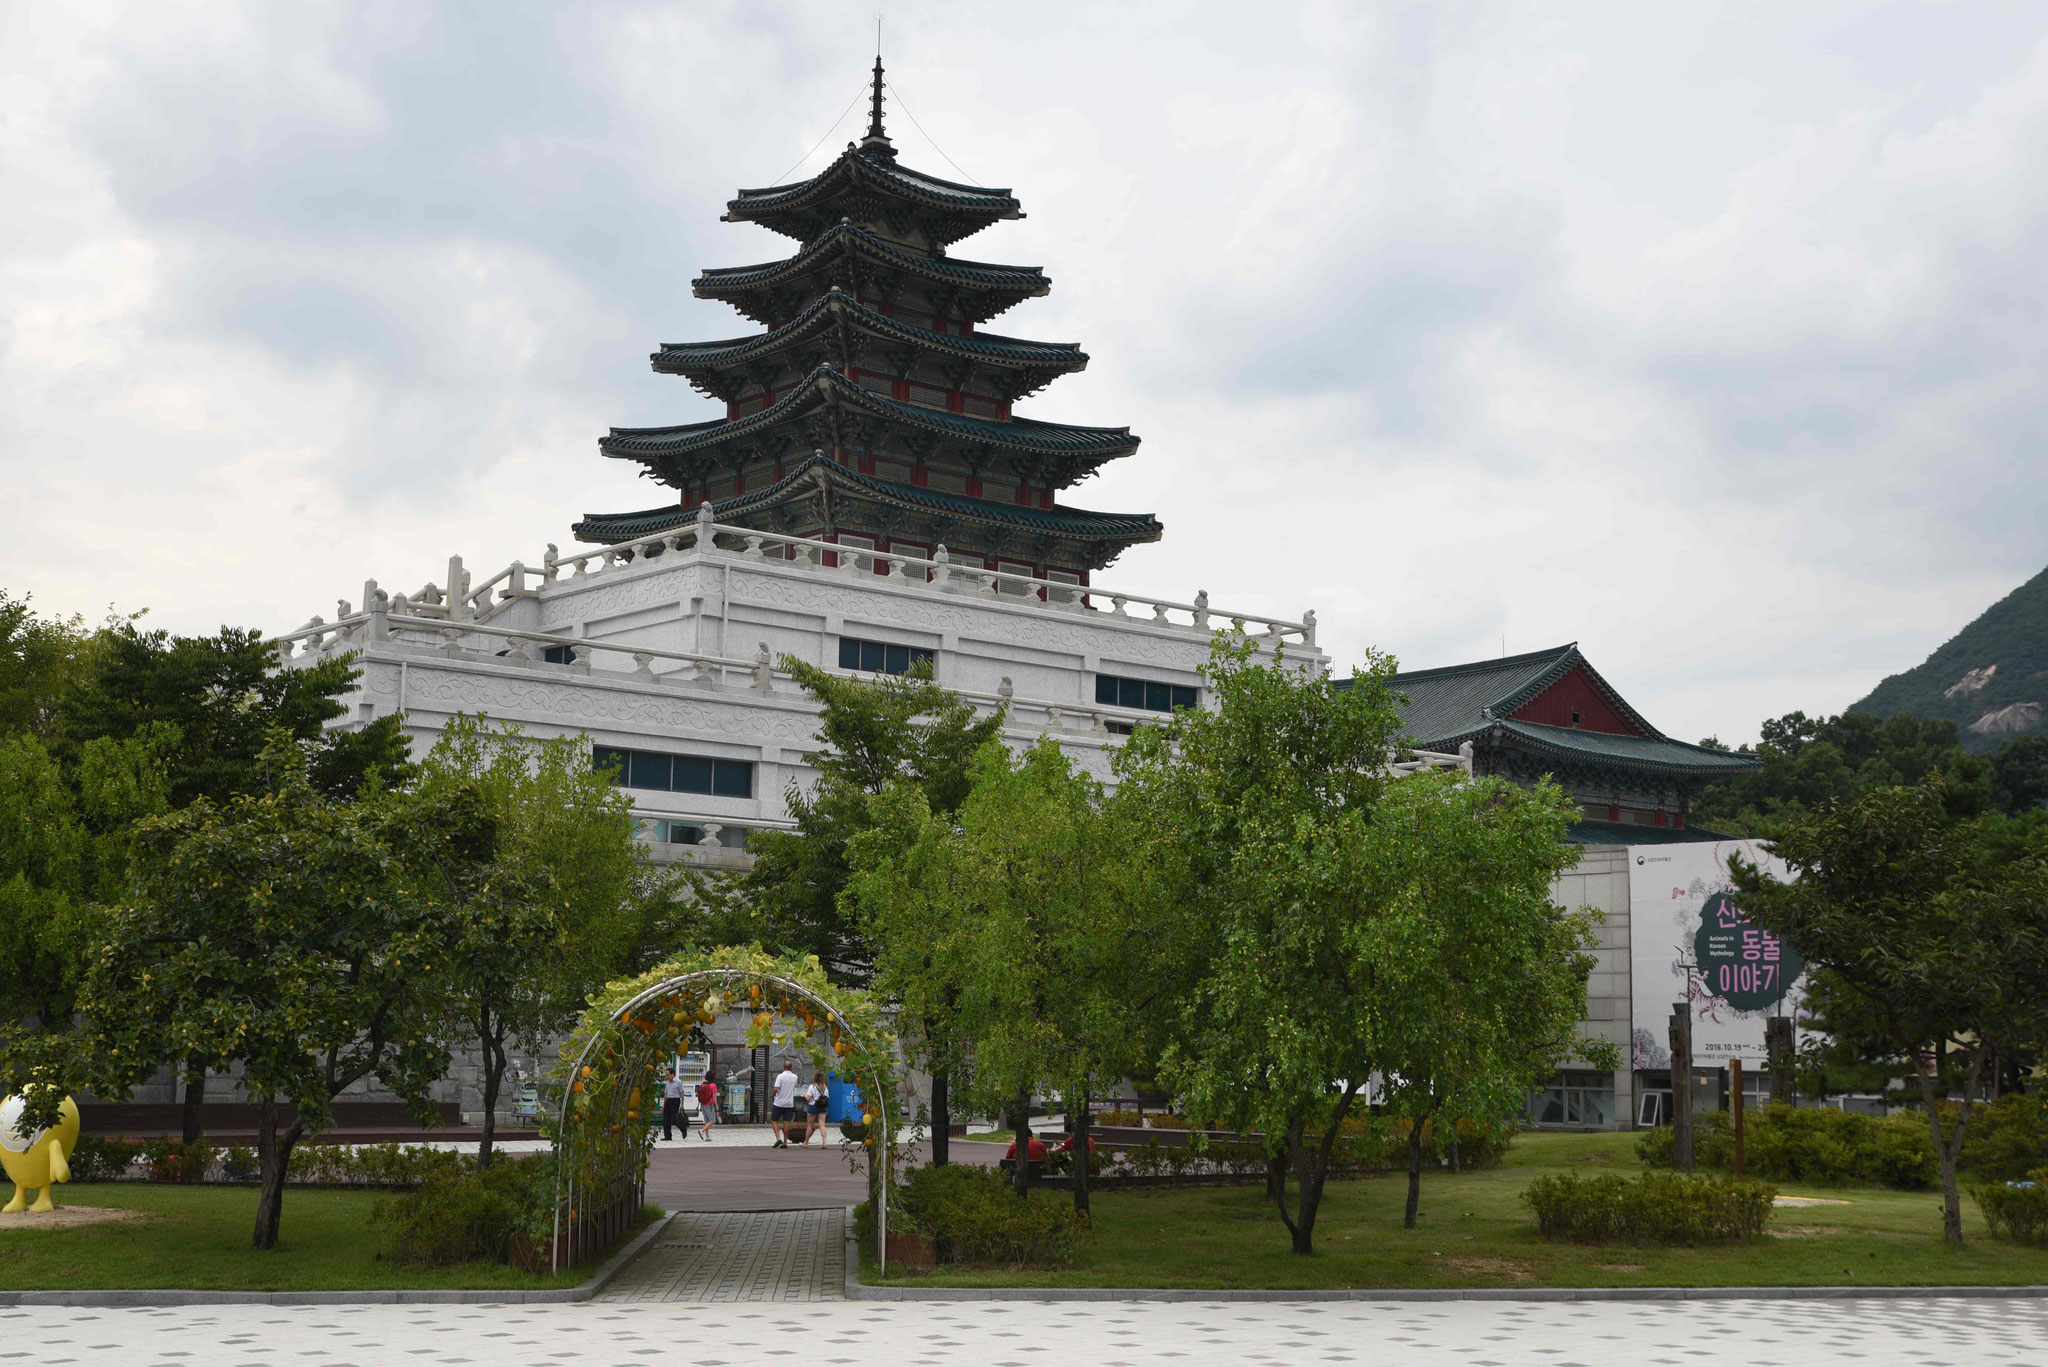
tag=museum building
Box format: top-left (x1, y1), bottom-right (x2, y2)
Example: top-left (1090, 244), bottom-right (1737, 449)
top-left (242, 68), bottom-right (1762, 1132)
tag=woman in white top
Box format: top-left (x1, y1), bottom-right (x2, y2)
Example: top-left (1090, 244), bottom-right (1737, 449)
top-left (801, 1070), bottom-right (829, 1148)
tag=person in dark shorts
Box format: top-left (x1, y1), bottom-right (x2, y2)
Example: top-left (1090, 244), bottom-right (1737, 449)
top-left (770, 1061), bottom-right (800, 1148)
top-left (800, 1070), bottom-right (829, 1148)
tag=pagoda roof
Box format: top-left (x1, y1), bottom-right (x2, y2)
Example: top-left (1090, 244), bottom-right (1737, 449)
top-left (600, 364), bottom-right (1137, 467)
top-left (573, 453), bottom-right (1162, 549)
top-left (695, 221), bottom-right (1050, 326)
top-left (653, 289), bottom-right (1085, 400)
top-left (726, 145), bottom-right (1021, 247)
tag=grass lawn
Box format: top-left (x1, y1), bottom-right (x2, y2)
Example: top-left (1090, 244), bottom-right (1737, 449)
top-left (864, 1130), bottom-right (2048, 1290)
top-left (0, 1182), bottom-right (594, 1292)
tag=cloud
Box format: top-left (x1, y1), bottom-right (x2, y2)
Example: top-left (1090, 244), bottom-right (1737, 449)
top-left (4, 0), bottom-right (2048, 746)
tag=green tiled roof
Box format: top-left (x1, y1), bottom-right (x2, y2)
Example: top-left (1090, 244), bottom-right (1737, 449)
top-left (654, 290), bottom-right (1084, 379)
top-left (600, 366), bottom-right (1137, 462)
top-left (694, 222), bottom-right (1049, 326)
top-left (572, 454), bottom-right (1162, 546)
top-left (725, 147), bottom-right (1022, 246)
top-left (1495, 719), bottom-right (1761, 776)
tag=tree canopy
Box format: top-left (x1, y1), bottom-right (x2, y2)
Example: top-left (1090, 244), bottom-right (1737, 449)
top-left (1729, 777), bottom-right (2048, 1244)
top-left (742, 656), bottom-right (1004, 980)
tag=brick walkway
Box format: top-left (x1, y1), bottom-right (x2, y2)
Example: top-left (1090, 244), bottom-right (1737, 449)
top-left (599, 1208), bottom-right (844, 1301)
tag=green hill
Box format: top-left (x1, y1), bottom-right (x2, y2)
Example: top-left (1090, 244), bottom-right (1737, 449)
top-left (1851, 563), bottom-right (2048, 751)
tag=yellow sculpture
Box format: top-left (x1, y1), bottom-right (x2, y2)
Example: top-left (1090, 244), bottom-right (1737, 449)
top-left (0, 1094), bottom-right (80, 1213)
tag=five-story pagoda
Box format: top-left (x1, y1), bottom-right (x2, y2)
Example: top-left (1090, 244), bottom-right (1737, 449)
top-left (574, 62), bottom-right (1161, 584)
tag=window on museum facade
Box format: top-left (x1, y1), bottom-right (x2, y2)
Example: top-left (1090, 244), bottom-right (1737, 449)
top-left (1095, 675), bottom-right (1199, 714)
top-left (1526, 1069), bottom-right (1614, 1127)
top-left (838, 637), bottom-right (935, 676)
top-left (594, 746), bottom-right (754, 798)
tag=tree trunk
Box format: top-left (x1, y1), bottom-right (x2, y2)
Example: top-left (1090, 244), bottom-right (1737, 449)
top-left (1285, 1124), bottom-right (1326, 1254)
top-left (477, 1007), bottom-right (506, 1168)
top-left (1270, 1121), bottom-right (1303, 1247)
top-left (1917, 1046), bottom-right (1984, 1245)
top-left (1403, 1118), bottom-right (1426, 1230)
top-left (1265, 1146), bottom-right (1288, 1203)
top-left (931, 1068), bottom-right (950, 1167)
top-left (252, 1095), bottom-right (305, 1251)
top-left (180, 1062), bottom-right (206, 1144)
top-left (1073, 1088), bottom-right (1091, 1218)
top-left (1011, 1093), bottom-right (1033, 1198)
top-left (180, 1062), bottom-right (207, 1183)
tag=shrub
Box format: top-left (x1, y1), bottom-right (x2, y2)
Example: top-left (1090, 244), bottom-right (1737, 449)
top-left (66, 1135), bottom-right (143, 1182)
top-left (1095, 1109), bottom-right (1140, 1128)
top-left (896, 1162), bottom-right (1083, 1267)
top-left (376, 1154), bottom-right (554, 1267)
top-left (139, 1137), bottom-right (215, 1182)
top-left (1146, 1113), bottom-right (1190, 1130)
top-left (1524, 1170), bottom-right (1776, 1245)
top-left (222, 1145), bottom-right (258, 1182)
top-left (1639, 1107), bottom-right (1934, 1189)
top-left (1961, 1096), bottom-right (2048, 1183)
top-left (1970, 1168), bottom-right (2048, 1247)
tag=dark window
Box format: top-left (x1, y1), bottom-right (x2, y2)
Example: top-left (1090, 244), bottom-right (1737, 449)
top-left (594, 746), bottom-right (754, 798)
top-left (541, 644), bottom-right (574, 665)
top-left (838, 637), bottom-right (935, 676)
top-left (628, 751), bottom-right (671, 789)
top-left (1095, 674), bottom-right (1198, 714)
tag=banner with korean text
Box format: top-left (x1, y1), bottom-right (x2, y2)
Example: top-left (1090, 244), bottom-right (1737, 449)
top-left (1627, 839), bottom-right (1802, 1071)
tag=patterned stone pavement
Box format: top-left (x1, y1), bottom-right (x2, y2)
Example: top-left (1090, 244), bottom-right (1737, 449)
top-left (4, 1294), bottom-right (2045, 1364)
top-left (598, 1208), bottom-right (843, 1301)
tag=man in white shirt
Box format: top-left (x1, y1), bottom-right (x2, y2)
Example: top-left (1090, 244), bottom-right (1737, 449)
top-left (770, 1062), bottom-right (800, 1149)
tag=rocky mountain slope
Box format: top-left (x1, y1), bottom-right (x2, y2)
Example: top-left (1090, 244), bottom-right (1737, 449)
top-left (1851, 563), bottom-right (2048, 750)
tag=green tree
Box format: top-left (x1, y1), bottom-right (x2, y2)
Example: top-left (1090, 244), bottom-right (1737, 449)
top-left (745, 657), bottom-right (1003, 1156)
top-left (1357, 772), bottom-right (1612, 1228)
top-left (77, 744), bottom-right (494, 1248)
top-left (848, 738), bottom-right (1145, 1204)
top-left (1117, 635), bottom-right (1602, 1253)
top-left (1729, 779), bottom-right (2048, 1243)
top-left (0, 591), bottom-right (95, 741)
top-left (416, 715), bottom-right (648, 1164)
top-left (58, 621), bottom-right (411, 806)
top-left (1692, 710), bottom-right (2048, 834)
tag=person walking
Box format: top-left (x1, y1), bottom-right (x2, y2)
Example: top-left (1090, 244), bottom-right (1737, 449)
top-left (660, 1068), bottom-right (686, 1142)
top-left (770, 1060), bottom-right (800, 1149)
top-left (695, 1076), bottom-right (719, 1141)
top-left (801, 1070), bottom-right (829, 1149)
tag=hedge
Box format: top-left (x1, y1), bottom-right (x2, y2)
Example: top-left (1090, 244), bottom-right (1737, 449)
top-left (1970, 1170), bottom-right (2048, 1247)
top-left (1636, 1106), bottom-right (1936, 1189)
top-left (896, 1163), bottom-right (1084, 1267)
top-left (1524, 1170), bottom-right (1776, 1245)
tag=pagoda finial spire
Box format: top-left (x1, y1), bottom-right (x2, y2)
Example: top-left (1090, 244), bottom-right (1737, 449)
top-left (862, 49), bottom-right (894, 155)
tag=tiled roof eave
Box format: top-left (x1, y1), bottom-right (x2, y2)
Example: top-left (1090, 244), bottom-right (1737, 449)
top-left (692, 223), bottom-right (1049, 300)
top-left (726, 149), bottom-right (1021, 221)
top-left (1446, 721), bottom-right (1763, 777)
top-left (573, 455), bottom-right (1162, 546)
top-left (652, 295), bottom-right (1085, 375)
top-left (600, 367), bottom-right (1137, 460)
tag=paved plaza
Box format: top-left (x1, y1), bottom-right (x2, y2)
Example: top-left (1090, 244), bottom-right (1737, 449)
top-left (6, 1294), bottom-right (2045, 1364)
top-left (598, 1208), bottom-right (844, 1301)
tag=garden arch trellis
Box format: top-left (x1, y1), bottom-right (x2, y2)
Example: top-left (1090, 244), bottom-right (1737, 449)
top-left (549, 958), bottom-right (899, 1274)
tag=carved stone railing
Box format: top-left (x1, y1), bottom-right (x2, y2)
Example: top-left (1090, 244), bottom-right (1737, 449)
top-left (484, 503), bottom-right (1320, 647)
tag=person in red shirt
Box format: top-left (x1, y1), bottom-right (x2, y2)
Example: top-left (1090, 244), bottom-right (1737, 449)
top-left (1003, 1135), bottom-right (1048, 1162)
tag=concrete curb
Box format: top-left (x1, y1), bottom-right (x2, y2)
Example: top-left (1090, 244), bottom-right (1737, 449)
top-left (847, 1279), bottom-right (2048, 1303)
top-left (0, 1210), bottom-right (677, 1308)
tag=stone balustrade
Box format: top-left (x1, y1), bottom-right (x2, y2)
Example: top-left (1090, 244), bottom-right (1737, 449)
top-left (503, 503), bottom-right (1318, 647)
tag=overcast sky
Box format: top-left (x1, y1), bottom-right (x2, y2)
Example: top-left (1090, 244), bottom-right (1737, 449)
top-left (6, 2), bottom-right (2047, 745)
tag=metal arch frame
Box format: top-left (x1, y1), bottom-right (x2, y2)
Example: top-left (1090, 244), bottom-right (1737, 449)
top-left (550, 967), bottom-right (894, 1275)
